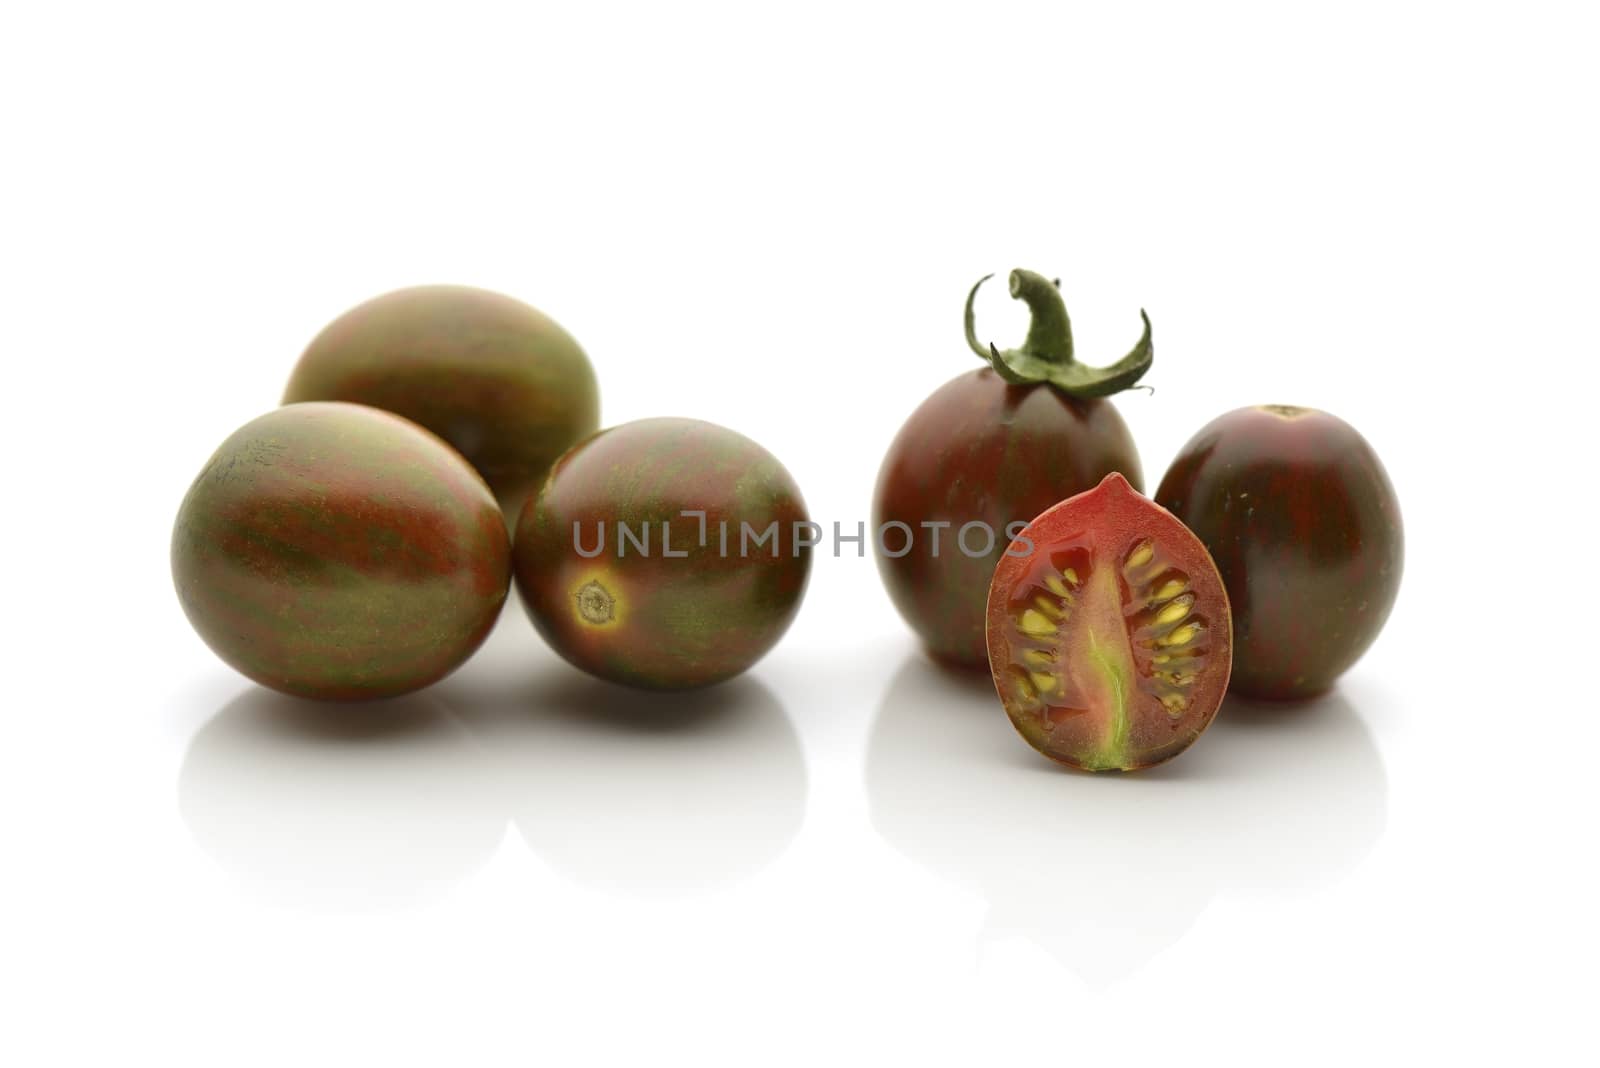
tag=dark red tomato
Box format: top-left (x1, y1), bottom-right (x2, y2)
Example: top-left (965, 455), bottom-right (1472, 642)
top-left (1155, 405), bottom-right (1402, 701)
top-left (987, 473), bottom-right (1233, 771)
top-left (514, 418), bottom-right (811, 690)
top-left (873, 270), bottom-right (1151, 669)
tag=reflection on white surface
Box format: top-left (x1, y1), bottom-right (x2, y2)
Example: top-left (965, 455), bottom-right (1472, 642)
top-left (454, 673), bottom-right (807, 898)
top-left (178, 690), bottom-right (507, 913)
top-left (866, 655), bottom-right (1387, 985)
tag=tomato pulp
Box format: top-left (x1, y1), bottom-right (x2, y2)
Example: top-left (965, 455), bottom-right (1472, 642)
top-left (987, 473), bottom-right (1233, 771)
top-left (1155, 405), bottom-right (1402, 700)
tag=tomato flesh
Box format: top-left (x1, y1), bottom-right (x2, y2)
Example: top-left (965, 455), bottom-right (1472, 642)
top-left (987, 472), bottom-right (1232, 771)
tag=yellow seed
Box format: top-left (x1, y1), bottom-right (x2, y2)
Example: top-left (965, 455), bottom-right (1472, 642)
top-left (1161, 622), bottom-right (1201, 647)
top-left (1155, 596), bottom-right (1193, 625)
top-left (1011, 671), bottom-right (1038, 700)
top-left (1018, 609), bottom-right (1057, 637)
top-left (1061, 568), bottom-right (1079, 585)
top-left (1045, 575), bottom-right (1070, 597)
top-left (1153, 578), bottom-right (1188, 600)
top-left (1023, 648), bottom-right (1055, 668)
top-left (1125, 541), bottom-right (1154, 569)
top-left (1162, 693), bottom-right (1186, 713)
top-left (1152, 654), bottom-right (1171, 664)
top-left (1030, 672), bottom-right (1058, 694)
top-left (1034, 595), bottom-right (1066, 620)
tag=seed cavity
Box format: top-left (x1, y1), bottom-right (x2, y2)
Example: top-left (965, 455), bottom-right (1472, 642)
top-left (1033, 595), bottom-right (1066, 621)
top-left (1044, 574), bottom-right (1075, 598)
top-left (1023, 648), bottom-right (1055, 668)
top-left (1116, 543), bottom-right (1215, 721)
top-left (1004, 538), bottom-right (1213, 742)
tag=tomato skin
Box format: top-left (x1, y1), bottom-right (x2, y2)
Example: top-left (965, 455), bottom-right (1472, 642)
top-left (873, 368), bottom-right (1143, 669)
top-left (171, 403), bottom-right (511, 701)
top-left (1154, 406), bottom-right (1402, 701)
top-left (986, 473), bottom-right (1232, 771)
top-left (513, 418), bottom-right (810, 690)
top-left (283, 285), bottom-right (599, 520)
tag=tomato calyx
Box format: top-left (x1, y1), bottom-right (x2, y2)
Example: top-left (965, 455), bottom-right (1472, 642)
top-left (963, 269), bottom-right (1153, 398)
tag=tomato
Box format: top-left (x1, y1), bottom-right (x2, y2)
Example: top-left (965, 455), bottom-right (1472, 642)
top-left (1155, 405), bottom-right (1402, 700)
top-left (513, 418), bottom-right (811, 690)
top-left (987, 472), bottom-right (1233, 771)
top-left (171, 402), bottom-right (511, 701)
top-left (873, 270), bottom-right (1150, 668)
top-left (283, 285), bottom-right (600, 519)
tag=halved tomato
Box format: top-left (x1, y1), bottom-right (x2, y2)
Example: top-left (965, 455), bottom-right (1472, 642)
top-left (986, 472), bottom-right (1233, 771)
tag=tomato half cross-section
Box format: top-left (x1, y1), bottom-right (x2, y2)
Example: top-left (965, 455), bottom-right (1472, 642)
top-left (986, 472), bottom-right (1233, 771)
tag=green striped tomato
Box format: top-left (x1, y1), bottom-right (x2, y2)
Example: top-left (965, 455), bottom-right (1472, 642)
top-left (172, 402), bottom-right (510, 700)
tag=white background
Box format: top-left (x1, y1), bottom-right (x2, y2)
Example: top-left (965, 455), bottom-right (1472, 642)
top-left (3, 2), bottom-right (1596, 1064)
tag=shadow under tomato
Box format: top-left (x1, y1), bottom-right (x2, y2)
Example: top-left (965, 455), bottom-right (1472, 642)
top-left (177, 687), bottom-right (508, 914)
top-left (864, 654), bottom-right (1388, 987)
top-left (453, 671), bottom-right (807, 899)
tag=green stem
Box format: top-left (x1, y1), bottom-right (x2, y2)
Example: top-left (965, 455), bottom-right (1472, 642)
top-left (963, 267), bottom-right (1153, 398)
top-left (963, 274), bottom-right (995, 361)
top-left (1010, 269), bottom-right (1074, 361)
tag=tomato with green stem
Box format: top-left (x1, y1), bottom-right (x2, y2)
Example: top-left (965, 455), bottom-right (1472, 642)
top-left (873, 270), bottom-right (1150, 669)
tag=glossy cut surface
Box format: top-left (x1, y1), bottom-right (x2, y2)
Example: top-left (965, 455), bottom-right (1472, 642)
top-left (874, 369), bottom-right (1143, 668)
top-left (1155, 405), bottom-right (1403, 700)
top-left (987, 473), bottom-right (1233, 771)
top-left (171, 402), bottom-right (511, 700)
top-left (283, 285), bottom-right (600, 517)
top-left (514, 417), bottom-right (811, 690)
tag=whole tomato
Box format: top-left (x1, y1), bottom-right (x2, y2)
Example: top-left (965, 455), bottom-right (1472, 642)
top-left (514, 418), bottom-right (811, 690)
top-left (172, 402), bottom-right (511, 700)
top-left (1155, 405), bottom-right (1403, 700)
top-left (283, 285), bottom-right (599, 520)
top-left (873, 270), bottom-right (1150, 668)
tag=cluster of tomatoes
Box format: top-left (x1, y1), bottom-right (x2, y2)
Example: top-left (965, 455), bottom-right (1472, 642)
top-left (875, 270), bottom-right (1403, 770)
top-left (173, 270), bottom-right (1401, 774)
top-left (172, 286), bottom-right (811, 700)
